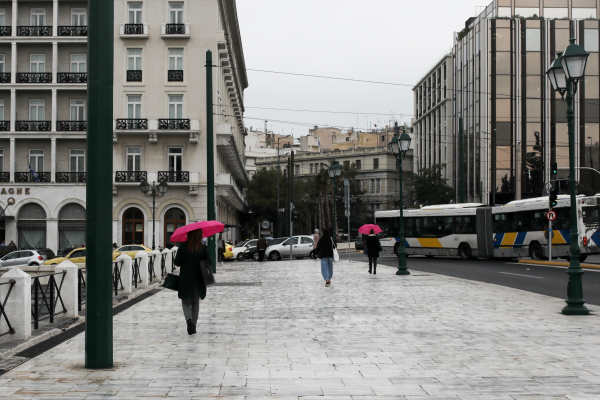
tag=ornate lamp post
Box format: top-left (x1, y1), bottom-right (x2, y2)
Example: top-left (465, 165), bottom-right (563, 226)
top-left (388, 123), bottom-right (412, 275)
top-left (546, 39), bottom-right (590, 315)
top-left (139, 180), bottom-right (169, 250)
top-left (328, 163), bottom-right (343, 240)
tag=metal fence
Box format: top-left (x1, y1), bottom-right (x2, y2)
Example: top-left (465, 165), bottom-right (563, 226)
top-left (78, 269), bottom-right (86, 312)
top-left (31, 271), bottom-right (67, 329)
top-left (132, 258), bottom-right (142, 288)
top-left (0, 279), bottom-right (15, 337)
top-left (112, 260), bottom-right (124, 296)
top-left (148, 254), bottom-right (156, 281)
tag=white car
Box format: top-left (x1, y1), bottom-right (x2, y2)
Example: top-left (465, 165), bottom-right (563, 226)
top-left (265, 235), bottom-right (314, 261)
top-left (232, 239), bottom-right (258, 261)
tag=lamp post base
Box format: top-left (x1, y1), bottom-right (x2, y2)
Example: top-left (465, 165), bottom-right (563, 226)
top-left (396, 252), bottom-right (410, 275)
top-left (562, 305), bottom-right (590, 315)
top-left (396, 268), bottom-right (410, 276)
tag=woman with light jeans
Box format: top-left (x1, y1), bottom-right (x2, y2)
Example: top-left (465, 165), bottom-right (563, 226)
top-left (314, 228), bottom-right (336, 287)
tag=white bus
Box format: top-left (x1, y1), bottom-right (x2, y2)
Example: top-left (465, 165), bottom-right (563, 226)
top-left (374, 195), bottom-right (600, 261)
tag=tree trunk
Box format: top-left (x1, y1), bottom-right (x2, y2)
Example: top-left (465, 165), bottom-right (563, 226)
top-left (318, 190), bottom-right (325, 230)
top-left (324, 182), bottom-right (331, 230)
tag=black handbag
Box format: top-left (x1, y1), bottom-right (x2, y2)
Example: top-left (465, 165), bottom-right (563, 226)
top-left (163, 273), bottom-right (179, 291)
top-left (200, 259), bottom-right (216, 287)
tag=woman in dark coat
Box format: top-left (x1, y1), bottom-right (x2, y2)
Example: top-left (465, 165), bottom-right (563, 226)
top-left (365, 229), bottom-right (381, 274)
top-left (173, 229), bottom-right (208, 335)
top-left (314, 228), bottom-right (336, 287)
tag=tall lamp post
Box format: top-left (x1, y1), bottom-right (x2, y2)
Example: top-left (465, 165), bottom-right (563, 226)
top-left (389, 123), bottom-right (412, 276)
top-left (328, 163), bottom-right (343, 240)
top-left (139, 181), bottom-right (169, 250)
top-left (546, 38), bottom-right (590, 315)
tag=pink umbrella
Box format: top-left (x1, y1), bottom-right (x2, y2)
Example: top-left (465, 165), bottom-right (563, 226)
top-left (170, 220), bottom-right (225, 242)
top-left (358, 224), bottom-right (382, 235)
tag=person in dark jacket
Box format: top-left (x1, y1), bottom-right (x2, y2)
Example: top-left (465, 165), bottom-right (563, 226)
top-left (365, 229), bottom-right (381, 274)
top-left (173, 229), bottom-right (208, 335)
top-left (314, 228), bottom-right (336, 287)
top-left (257, 235), bottom-right (268, 262)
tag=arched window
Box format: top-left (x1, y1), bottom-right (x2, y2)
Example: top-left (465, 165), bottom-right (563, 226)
top-left (123, 207), bottom-right (144, 245)
top-left (17, 203), bottom-right (47, 250)
top-left (164, 207), bottom-right (186, 247)
top-left (58, 203), bottom-right (86, 251)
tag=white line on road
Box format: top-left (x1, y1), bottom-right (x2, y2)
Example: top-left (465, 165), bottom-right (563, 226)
top-left (511, 263), bottom-right (600, 272)
top-left (499, 272), bottom-right (546, 279)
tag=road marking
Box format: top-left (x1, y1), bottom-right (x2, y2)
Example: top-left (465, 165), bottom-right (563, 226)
top-left (499, 272), bottom-right (546, 279)
top-left (511, 263), bottom-right (600, 272)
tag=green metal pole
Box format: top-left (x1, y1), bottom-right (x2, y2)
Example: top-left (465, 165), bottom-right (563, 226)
top-left (332, 177), bottom-right (337, 240)
top-left (85, 0), bottom-right (114, 369)
top-left (396, 154), bottom-right (409, 275)
top-left (151, 184), bottom-right (156, 250)
top-left (206, 51), bottom-right (216, 273)
top-left (562, 80), bottom-right (589, 315)
top-left (459, 117), bottom-right (465, 203)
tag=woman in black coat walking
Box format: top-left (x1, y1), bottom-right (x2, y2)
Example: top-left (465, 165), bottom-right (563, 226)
top-left (314, 228), bottom-right (336, 287)
top-left (365, 229), bottom-right (381, 274)
top-left (173, 229), bottom-right (208, 335)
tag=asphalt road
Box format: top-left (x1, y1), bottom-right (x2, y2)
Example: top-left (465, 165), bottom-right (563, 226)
top-left (343, 252), bottom-right (600, 307)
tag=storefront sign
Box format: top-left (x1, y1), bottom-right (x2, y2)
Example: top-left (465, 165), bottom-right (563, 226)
top-left (0, 188), bottom-right (30, 195)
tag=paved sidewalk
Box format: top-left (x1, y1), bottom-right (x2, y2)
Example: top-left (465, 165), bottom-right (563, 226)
top-left (1, 259), bottom-right (600, 399)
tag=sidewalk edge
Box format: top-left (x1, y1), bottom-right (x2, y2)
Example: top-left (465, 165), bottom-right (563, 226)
top-left (518, 259), bottom-right (600, 270)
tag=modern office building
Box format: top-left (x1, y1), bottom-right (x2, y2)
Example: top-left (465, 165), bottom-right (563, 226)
top-left (0, 0), bottom-right (249, 250)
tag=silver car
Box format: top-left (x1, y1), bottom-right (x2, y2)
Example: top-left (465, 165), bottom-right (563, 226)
top-left (265, 235), bottom-right (314, 261)
top-left (0, 250), bottom-right (48, 267)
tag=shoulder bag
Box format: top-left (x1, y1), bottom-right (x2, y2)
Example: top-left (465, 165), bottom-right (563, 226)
top-left (163, 273), bottom-right (179, 291)
top-left (331, 238), bottom-right (340, 262)
top-left (200, 258), bottom-right (216, 287)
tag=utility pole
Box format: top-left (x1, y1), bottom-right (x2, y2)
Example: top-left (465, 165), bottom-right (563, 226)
top-left (86, 0), bottom-right (114, 369)
top-left (265, 120), bottom-right (268, 147)
top-left (459, 117), bottom-right (465, 203)
top-left (290, 151), bottom-right (295, 260)
top-left (283, 166), bottom-right (288, 236)
top-left (276, 138), bottom-right (281, 237)
top-left (206, 51), bottom-right (216, 273)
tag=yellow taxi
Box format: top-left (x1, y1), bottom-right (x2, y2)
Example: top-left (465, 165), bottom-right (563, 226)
top-left (44, 247), bottom-right (87, 265)
top-left (219, 243), bottom-right (234, 261)
top-left (112, 244), bottom-right (153, 261)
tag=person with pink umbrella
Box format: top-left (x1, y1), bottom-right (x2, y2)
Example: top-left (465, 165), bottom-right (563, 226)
top-left (359, 224), bottom-right (382, 274)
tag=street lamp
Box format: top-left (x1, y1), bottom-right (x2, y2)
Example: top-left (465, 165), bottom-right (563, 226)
top-left (328, 163), bottom-right (343, 240)
top-left (546, 38), bottom-right (590, 315)
top-left (389, 121), bottom-right (411, 276)
top-left (139, 180), bottom-right (169, 250)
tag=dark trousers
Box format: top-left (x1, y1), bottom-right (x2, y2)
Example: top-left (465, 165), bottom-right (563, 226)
top-left (258, 249), bottom-right (265, 261)
top-left (368, 256), bottom-right (378, 272)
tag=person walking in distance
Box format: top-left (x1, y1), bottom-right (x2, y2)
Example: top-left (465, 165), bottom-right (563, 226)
top-left (173, 229), bottom-right (208, 335)
top-left (315, 228), bottom-right (336, 287)
top-left (218, 234), bottom-right (226, 263)
top-left (257, 234), bottom-right (267, 262)
top-left (365, 229), bottom-right (381, 274)
top-left (312, 229), bottom-right (320, 259)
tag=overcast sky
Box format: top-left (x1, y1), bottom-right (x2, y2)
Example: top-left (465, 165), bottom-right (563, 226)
top-left (236, 0), bottom-right (487, 137)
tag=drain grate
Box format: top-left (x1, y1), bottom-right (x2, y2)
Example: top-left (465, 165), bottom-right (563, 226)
top-left (214, 282), bottom-right (262, 287)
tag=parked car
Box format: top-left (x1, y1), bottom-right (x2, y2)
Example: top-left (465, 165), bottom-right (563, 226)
top-left (265, 235), bottom-right (315, 261)
top-left (233, 239), bottom-right (258, 261)
top-left (352, 238), bottom-right (365, 251)
top-left (244, 238), bottom-right (286, 261)
top-left (112, 244), bottom-right (153, 261)
top-left (0, 249), bottom-right (48, 267)
top-left (45, 248), bottom-right (88, 265)
top-left (218, 243), bottom-right (234, 261)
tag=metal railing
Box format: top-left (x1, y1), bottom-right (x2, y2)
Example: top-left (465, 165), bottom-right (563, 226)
top-left (17, 26), bottom-right (52, 36)
top-left (16, 73), bottom-right (52, 83)
top-left (0, 73), bottom-right (10, 83)
top-left (124, 24), bottom-right (143, 34)
top-left (57, 26), bottom-right (88, 36)
top-left (0, 280), bottom-right (15, 337)
top-left (0, 172), bottom-right (9, 183)
top-left (57, 121), bottom-right (87, 131)
top-left (57, 73), bottom-right (87, 83)
top-left (115, 171), bottom-right (147, 182)
top-left (126, 70), bottom-right (142, 82)
top-left (31, 271), bottom-right (67, 329)
top-left (158, 119), bottom-right (190, 130)
top-left (161, 253), bottom-right (167, 277)
top-left (148, 254), bottom-right (156, 281)
top-left (158, 171), bottom-right (190, 183)
top-left (132, 258), bottom-right (142, 289)
top-left (0, 27), bottom-right (11, 36)
top-left (112, 260), bottom-right (123, 296)
top-left (17, 121), bottom-right (51, 131)
top-left (168, 70), bottom-right (183, 81)
top-left (116, 118), bottom-right (148, 130)
top-left (15, 172), bottom-right (51, 183)
top-left (172, 250), bottom-right (177, 272)
top-left (0, 121), bottom-right (9, 131)
top-left (78, 269), bottom-right (86, 312)
top-left (56, 172), bottom-right (87, 183)
top-left (165, 24), bottom-right (185, 34)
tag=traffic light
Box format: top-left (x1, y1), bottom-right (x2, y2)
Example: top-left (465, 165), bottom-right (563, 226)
top-left (551, 162), bottom-right (558, 175)
top-left (292, 210), bottom-right (298, 221)
top-left (549, 188), bottom-right (558, 209)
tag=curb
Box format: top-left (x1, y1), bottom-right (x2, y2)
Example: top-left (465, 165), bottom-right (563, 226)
top-left (518, 259), bottom-right (600, 270)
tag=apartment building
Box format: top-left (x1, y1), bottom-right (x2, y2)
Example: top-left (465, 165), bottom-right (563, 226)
top-left (0, 0), bottom-right (248, 250)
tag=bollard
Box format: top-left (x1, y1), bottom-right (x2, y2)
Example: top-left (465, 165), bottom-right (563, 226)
top-left (117, 254), bottom-right (133, 295)
top-left (56, 260), bottom-right (79, 318)
top-left (151, 250), bottom-right (162, 280)
top-left (162, 248), bottom-right (173, 272)
top-left (0, 268), bottom-right (31, 339)
top-left (135, 251), bottom-right (149, 288)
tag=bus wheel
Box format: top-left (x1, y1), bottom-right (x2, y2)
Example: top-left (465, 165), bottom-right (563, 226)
top-left (458, 243), bottom-right (472, 260)
top-left (565, 255), bottom-right (588, 262)
top-left (425, 255), bottom-right (434, 259)
top-left (530, 242), bottom-right (543, 260)
top-left (393, 243), bottom-right (400, 258)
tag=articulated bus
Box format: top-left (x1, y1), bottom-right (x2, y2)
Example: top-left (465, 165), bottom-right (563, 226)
top-left (374, 195), bottom-right (600, 261)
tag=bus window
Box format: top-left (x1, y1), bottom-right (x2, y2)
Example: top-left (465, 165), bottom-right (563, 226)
top-left (583, 206), bottom-right (600, 224)
top-left (494, 214), bottom-right (508, 233)
top-left (455, 216), bottom-right (474, 234)
top-left (555, 208), bottom-right (571, 230)
top-left (442, 217), bottom-right (455, 235)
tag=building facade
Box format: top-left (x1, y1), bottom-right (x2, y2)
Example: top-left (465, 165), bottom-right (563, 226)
top-left (0, 0), bottom-right (249, 251)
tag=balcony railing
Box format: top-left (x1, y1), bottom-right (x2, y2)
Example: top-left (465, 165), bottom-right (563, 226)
top-left (0, 27), bottom-right (11, 36)
top-left (57, 26), bottom-right (88, 36)
top-left (158, 119), bottom-right (190, 130)
top-left (165, 24), bottom-right (185, 34)
top-left (0, 172), bottom-right (9, 183)
top-left (58, 73), bottom-right (87, 83)
top-left (127, 70), bottom-right (142, 81)
top-left (57, 121), bottom-right (87, 131)
top-left (15, 172), bottom-right (50, 183)
top-left (124, 24), bottom-right (143, 34)
top-left (168, 70), bottom-right (183, 81)
top-left (16, 73), bottom-right (52, 83)
top-left (116, 119), bottom-right (148, 130)
top-left (115, 171), bottom-right (147, 182)
top-left (0, 73), bottom-right (10, 83)
top-left (16, 121), bottom-right (50, 131)
top-left (17, 26), bottom-right (52, 36)
top-left (56, 172), bottom-right (86, 183)
top-left (0, 121), bottom-right (9, 131)
top-left (158, 171), bottom-right (190, 183)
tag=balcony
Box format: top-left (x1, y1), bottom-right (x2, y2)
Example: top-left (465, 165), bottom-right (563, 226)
top-left (168, 70), bottom-right (183, 82)
top-left (115, 171), bottom-right (147, 182)
top-left (158, 171), bottom-right (190, 183)
top-left (57, 121), bottom-right (87, 131)
top-left (158, 119), bottom-right (190, 130)
top-left (0, 121), bottom-right (9, 131)
top-left (127, 70), bottom-right (142, 82)
top-left (0, 27), bottom-right (11, 36)
top-left (116, 119), bottom-right (147, 130)
top-left (57, 72), bottom-right (87, 83)
top-left (17, 121), bottom-right (50, 131)
top-left (16, 73), bottom-right (52, 83)
top-left (0, 73), bottom-right (10, 83)
top-left (17, 26), bottom-right (52, 36)
top-left (56, 172), bottom-right (86, 183)
top-left (161, 23), bottom-right (190, 38)
top-left (15, 172), bottom-right (50, 183)
top-left (120, 23), bottom-right (148, 38)
top-left (0, 173), bottom-right (8, 182)
top-left (57, 26), bottom-right (88, 36)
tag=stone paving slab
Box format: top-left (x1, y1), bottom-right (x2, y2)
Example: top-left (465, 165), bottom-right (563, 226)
top-left (0, 259), bottom-right (599, 399)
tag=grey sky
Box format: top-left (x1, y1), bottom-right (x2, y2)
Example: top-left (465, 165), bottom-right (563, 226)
top-left (236, 0), bottom-right (487, 137)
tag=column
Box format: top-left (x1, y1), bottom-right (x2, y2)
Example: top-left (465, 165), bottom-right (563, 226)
top-left (10, 42), bottom-right (16, 83)
top-left (9, 138), bottom-right (15, 183)
top-left (52, 42), bottom-right (57, 84)
top-left (52, 0), bottom-right (58, 36)
top-left (10, 89), bottom-right (15, 131)
top-left (50, 137), bottom-right (56, 182)
top-left (46, 219), bottom-right (58, 256)
top-left (51, 89), bottom-right (57, 132)
top-left (11, 0), bottom-right (17, 37)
